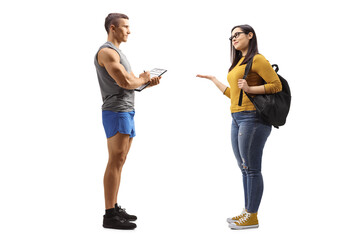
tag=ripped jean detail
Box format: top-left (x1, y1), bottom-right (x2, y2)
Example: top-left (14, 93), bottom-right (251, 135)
top-left (230, 111), bottom-right (271, 213)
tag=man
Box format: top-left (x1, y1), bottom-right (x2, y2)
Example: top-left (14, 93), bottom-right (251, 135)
top-left (94, 13), bottom-right (161, 230)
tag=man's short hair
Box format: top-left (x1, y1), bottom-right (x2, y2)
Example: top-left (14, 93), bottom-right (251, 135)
top-left (105, 13), bottom-right (129, 34)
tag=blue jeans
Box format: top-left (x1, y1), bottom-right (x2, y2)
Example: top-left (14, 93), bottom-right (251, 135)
top-left (231, 111), bottom-right (272, 213)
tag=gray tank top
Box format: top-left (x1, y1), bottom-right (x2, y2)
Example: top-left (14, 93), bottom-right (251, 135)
top-left (94, 42), bottom-right (134, 112)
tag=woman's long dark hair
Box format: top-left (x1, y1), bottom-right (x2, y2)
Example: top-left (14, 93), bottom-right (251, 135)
top-left (228, 24), bottom-right (258, 72)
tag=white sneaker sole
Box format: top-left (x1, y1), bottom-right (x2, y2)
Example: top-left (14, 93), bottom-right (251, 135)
top-left (229, 224), bottom-right (259, 230)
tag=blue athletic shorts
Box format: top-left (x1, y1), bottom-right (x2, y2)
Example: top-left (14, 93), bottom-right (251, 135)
top-left (102, 110), bottom-right (136, 138)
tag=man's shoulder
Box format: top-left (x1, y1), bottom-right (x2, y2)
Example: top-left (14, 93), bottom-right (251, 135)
top-left (98, 47), bottom-right (120, 63)
top-left (99, 46), bottom-right (118, 55)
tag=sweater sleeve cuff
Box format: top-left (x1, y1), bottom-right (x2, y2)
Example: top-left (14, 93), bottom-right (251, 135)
top-left (264, 82), bottom-right (282, 94)
top-left (223, 87), bottom-right (231, 98)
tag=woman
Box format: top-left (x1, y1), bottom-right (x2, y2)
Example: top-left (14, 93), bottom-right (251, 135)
top-left (197, 24), bottom-right (282, 230)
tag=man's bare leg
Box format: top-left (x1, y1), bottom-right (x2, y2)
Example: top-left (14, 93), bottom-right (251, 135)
top-left (114, 137), bottom-right (133, 205)
top-left (104, 132), bottom-right (131, 210)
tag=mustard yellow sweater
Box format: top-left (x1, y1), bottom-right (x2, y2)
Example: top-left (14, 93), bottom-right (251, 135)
top-left (224, 54), bottom-right (282, 113)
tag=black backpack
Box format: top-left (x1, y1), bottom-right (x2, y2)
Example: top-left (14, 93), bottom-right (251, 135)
top-left (238, 57), bottom-right (291, 128)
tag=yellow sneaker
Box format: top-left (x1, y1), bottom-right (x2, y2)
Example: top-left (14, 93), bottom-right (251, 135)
top-left (228, 211), bottom-right (259, 230)
top-left (227, 208), bottom-right (246, 223)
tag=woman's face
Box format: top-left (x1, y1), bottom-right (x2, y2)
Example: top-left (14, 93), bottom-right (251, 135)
top-left (231, 27), bottom-right (252, 52)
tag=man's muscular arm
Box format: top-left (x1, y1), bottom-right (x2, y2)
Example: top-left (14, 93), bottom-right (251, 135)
top-left (97, 48), bottom-right (150, 89)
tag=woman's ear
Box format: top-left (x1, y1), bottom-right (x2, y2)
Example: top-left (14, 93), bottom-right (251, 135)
top-left (248, 32), bottom-right (254, 40)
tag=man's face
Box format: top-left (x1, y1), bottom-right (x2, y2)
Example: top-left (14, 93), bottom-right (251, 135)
top-left (113, 18), bottom-right (130, 42)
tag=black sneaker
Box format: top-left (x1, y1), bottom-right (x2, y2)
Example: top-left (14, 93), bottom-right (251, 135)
top-left (103, 214), bottom-right (137, 230)
top-left (115, 205), bottom-right (137, 221)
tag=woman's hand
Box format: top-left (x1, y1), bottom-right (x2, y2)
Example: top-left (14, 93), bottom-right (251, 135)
top-left (238, 79), bottom-right (250, 92)
top-left (238, 79), bottom-right (267, 94)
top-left (196, 74), bottom-right (216, 82)
top-left (196, 74), bottom-right (228, 94)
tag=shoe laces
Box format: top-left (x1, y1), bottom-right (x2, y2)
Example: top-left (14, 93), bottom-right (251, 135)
top-left (119, 207), bottom-right (127, 213)
top-left (236, 212), bottom-right (251, 225)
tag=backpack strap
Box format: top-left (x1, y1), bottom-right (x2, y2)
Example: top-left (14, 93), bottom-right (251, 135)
top-left (272, 64), bottom-right (279, 73)
top-left (238, 57), bottom-right (254, 106)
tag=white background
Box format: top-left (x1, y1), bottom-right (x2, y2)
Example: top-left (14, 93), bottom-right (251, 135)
top-left (1, 0), bottom-right (359, 239)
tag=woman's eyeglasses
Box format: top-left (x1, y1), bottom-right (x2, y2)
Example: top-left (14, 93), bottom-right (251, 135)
top-left (229, 32), bottom-right (245, 41)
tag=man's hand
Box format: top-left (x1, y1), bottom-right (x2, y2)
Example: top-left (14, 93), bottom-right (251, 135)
top-left (139, 71), bottom-right (151, 83)
top-left (148, 76), bottom-right (161, 87)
